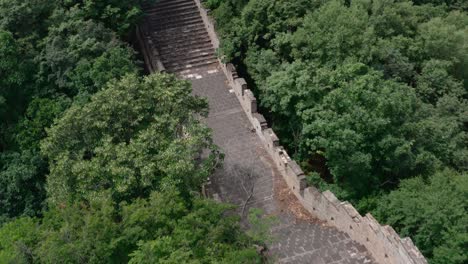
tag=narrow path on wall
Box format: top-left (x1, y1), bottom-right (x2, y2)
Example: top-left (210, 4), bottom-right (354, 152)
top-left (142, 0), bottom-right (376, 263)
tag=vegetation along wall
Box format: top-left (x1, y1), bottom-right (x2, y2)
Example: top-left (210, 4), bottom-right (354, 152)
top-left (198, 0), bottom-right (467, 264)
top-left (0, 1), bottom-right (263, 263)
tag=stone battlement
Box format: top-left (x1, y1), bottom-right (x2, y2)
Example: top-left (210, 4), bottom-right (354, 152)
top-left (193, 0), bottom-right (427, 263)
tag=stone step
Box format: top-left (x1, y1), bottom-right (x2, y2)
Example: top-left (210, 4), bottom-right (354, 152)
top-left (153, 34), bottom-right (209, 46)
top-left (155, 33), bottom-right (210, 46)
top-left (145, 0), bottom-right (195, 10)
top-left (146, 6), bottom-right (195, 16)
top-left (150, 9), bottom-right (200, 23)
top-left (146, 4), bottom-right (197, 17)
top-left (153, 32), bottom-right (210, 46)
top-left (162, 52), bottom-right (216, 67)
top-left (165, 56), bottom-right (217, 69)
top-left (159, 42), bottom-right (213, 57)
top-left (150, 12), bottom-right (200, 26)
top-left (143, 0), bottom-right (219, 73)
top-left (148, 5), bottom-right (195, 15)
top-left (154, 0), bottom-right (192, 3)
top-left (164, 54), bottom-right (216, 68)
top-left (143, 0), bottom-right (194, 10)
top-left (159, 45), bottom-right (213, 59)
top-left (158, 39), bottom-right (212, 54)
top-left (167, 59), bottom-right (218, 73)
top-left (151, 0), bottom-right (193, 5)
top-left (155, 41), bottom-right (212, 55)
top-left (154, 23), bottom-right (206, 35)
top-left (160, 46), bottom-right (214, 61)
top-left (161, 52), bottom-right (215, 64)
top-left (151, 19), bottom-right (202, 32)
top-left (151, 16), bottom-right (203, 30)
top-left (153, 27), bottom-right (207, 40)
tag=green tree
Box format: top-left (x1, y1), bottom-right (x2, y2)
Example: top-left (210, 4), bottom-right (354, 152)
top-left (15, 97), bottom-right (70, 152)
top-left (414, 15), bottom-right (468, 87)
top-left (211, 0), bottom-right (468, 189)
top-left (42, 73), bottom-right (219, 205)
top-left (0, 217), bottom-right (39, 263)
top-left (68, 47), bottom-right (139, 96)
top-left (374, 169), bottom-right (468, 264)
top-left (0, 0), bottom-right (56, 49)
top-left (0, 150), bottom-right (47, 224)
top-left (59, 0), bottom-right (145, 36)
top-left (412, 0), bottom-right (468, 11)
top-left (0, 190), bottom-right (260, 263)
top-left (299, 64), bottom-right (422, 198)
top-left (127, 192), bottom-right (259, 264)
top-left (0, 0), bottom-right (141, 225)
top-left (36, 193), bottom-right (121, 263)
top-left (290, 0), bottom-right (375, 65)
top-left (0, 30), bottom-right (30, 150)
top-left (208, 0), bottom-right (468, 262)
top-left (37, 12), bottom-right (138, 97)
top-left (415, 60), bottom-right (465, 104)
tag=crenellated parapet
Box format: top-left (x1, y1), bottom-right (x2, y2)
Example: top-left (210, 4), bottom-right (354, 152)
top-left (193, 0), bottom-right (428, 263)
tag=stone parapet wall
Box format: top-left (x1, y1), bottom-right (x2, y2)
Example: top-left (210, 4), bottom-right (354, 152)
top-left (193, 1), bottom-right (427, 263)
top-left (136, 24), bottom-right (166, 73)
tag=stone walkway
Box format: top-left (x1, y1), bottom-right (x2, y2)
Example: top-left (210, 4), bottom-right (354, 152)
top-left (189, 67), bottom-right (375, 264)
top-left (142, 0), bottom-right (377, 262)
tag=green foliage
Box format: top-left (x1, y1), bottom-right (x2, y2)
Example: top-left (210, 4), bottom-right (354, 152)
top-left (262, 61), bottom-right (467, 199)
top-left (0, 31), bottom-right (26, 97)
top-left (203, 0), bottom-right (225, 9)
top-left (211, 0), bottom-right (468, 261)
top-left (246, 208), bottom-right (278, 244)
top-left (0, 150), bottom-right (47, 224)
top-left (0, 190), bottom-right (259, 263)
top-left (15, 97), bottom-right (70, 152)
top-left (68, 47), bottom-right (140, 96)
top-left (207, 0), bottom-right (249, 31)
top-left (412, 0), bottom-right (468, 11)
top-left (36, 193), bottom-right (120, 263)
top-left (213, 0), bottom-right (317, 62)
top-left (298, 64), bottom-right (427, 197)
top-left (59, 0), bottom-right (145, 35)
top-left (1, 0), bottom-right (143, 223)
top-left (42, 73), bottom-right (218, 205)
top-left (85, 0), bottom-right (143, 35)
top-left (128, 193), bottom-right (258, 263)
top-left (374, 169), bottom-right (468, 263)
top-left (291, 1), bottom-right (375, 64)
top-left (213, 0), bottom-right (468, 192)
top-left (1, 1), bottom-right (259, 263)
top-left (0, 0), bottom-right (56, 47)
top-left (0, 1), bottom-right (260, 263)
top-left (0, 30), bottom-right (30, 149)
top-left (37, 12), bottom-right (138, 96)
top-left (0, 217), bottom-right (38, 263)
top-left (1, 69), bottom-right (258, 263)
top-left (416, 59), bottom-right (465, 104)
top-left (0, 31), bottom-right (47, 223)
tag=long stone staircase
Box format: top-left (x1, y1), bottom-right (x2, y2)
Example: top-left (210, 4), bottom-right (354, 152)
top-left (142, 0), bottom-right (218, 74)
top-left (140, 0), bottom-right (377, 263)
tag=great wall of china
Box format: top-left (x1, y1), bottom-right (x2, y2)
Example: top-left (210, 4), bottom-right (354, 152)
top-left (137, 0), bottom-right (428, 263)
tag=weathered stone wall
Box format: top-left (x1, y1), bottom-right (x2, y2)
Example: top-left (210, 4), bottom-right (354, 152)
top-left (193, 1), bottom-right (428, 263)
top-left (135, 24), bottom-right (166, 73)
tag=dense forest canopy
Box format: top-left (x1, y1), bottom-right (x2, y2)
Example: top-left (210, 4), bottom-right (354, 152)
top-left (1, 0), bottom-right (467, 263)
top-left (0, 0), bottom-right (262, 262)
top-left (205, 0), bottom-right (467, 263)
